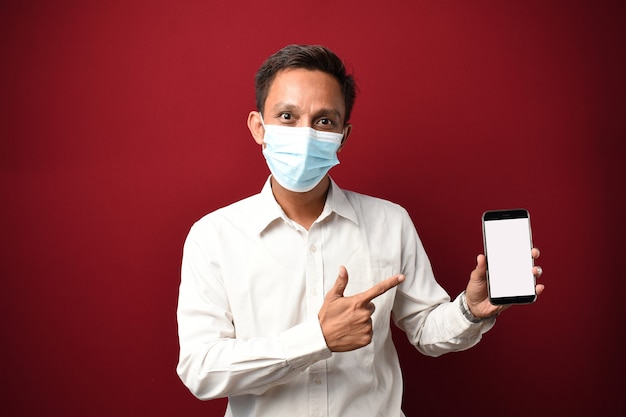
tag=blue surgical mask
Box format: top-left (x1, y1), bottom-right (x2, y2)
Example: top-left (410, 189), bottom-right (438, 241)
top-left (261, 119), bottom-right (344, 192)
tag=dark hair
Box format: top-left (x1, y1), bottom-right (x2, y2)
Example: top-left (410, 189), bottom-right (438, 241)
top-left (255, 44), bottom-right (357, 123)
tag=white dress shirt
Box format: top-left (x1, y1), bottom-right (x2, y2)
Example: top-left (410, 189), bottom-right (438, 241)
top-left (177, 177), bottom-right (494, 417)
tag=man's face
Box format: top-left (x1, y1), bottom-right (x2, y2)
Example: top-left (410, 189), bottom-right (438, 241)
top-left (247, 67), bottom-right (353, 190)
top-left (262, 68), bottom-right (347, 134)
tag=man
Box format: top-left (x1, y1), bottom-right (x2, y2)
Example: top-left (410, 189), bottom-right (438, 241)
top-left (177, 44), bottom-right (543, 416)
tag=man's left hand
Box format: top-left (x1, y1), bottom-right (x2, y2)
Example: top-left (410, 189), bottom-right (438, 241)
top-left (465, 248), bottom-right (544, 319)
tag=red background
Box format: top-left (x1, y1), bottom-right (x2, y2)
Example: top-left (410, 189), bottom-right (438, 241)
top-left (2, 1), bottom-right (624, 416)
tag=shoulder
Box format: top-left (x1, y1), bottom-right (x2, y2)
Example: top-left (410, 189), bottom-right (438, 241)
top-left (342, 188), bottom-right (410, 216)
top-left (337, 187), bottom-right (415, 231)
top-left (188, 192), bottom-right (265, 235)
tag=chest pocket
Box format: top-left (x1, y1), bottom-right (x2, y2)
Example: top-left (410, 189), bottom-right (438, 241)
top-left (328, 266), bottom-right (395, 375)
top-left (341, 266), bottom-right (395, 328)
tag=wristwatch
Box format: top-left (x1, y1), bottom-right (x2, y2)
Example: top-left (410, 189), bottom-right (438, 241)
top-left (459, 292), bottom-right (487, 324)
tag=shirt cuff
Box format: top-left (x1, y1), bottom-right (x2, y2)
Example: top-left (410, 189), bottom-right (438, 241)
top-left (459, 291), bottom-right (487, 323)
top-left (278, 319), bottom-right (332, 370)
top-left (455, 292), bottom-right (497, 328)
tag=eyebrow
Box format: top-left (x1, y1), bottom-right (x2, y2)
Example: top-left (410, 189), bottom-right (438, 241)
top-left (314, 108), bottom-right (343, 120)
top-left (270, 102), bottom-right (344, 120)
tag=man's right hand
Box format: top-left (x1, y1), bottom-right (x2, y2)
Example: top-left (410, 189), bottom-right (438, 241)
top-left (318, 266), bottom-right (405, 352)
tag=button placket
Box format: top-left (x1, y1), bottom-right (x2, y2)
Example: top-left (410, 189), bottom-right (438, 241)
top-left (305, 225), bottom-right (328, 416)
top-left (305, 228), bottom-right (324, 316)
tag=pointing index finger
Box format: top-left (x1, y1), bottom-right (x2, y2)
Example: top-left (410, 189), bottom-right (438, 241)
top-left (358, 274), bottom-right (405, 304)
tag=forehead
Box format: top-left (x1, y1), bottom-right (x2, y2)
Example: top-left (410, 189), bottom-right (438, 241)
top-left (265, 68), bottom-right (345, 116)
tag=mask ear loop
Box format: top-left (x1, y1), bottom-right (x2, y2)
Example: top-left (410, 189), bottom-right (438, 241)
top-left (338, 126), bottom-right (347, 146)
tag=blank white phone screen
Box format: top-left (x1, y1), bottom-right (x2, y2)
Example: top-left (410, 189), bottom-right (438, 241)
top-left (484, 217), bottom-right (534, 298)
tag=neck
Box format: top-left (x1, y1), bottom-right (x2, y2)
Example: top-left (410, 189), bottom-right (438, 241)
top-left (270, 176), bottom-right (330, 230)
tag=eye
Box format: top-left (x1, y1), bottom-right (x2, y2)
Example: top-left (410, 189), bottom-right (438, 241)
top-left (278, 112), bottom-right (292, 121)
top-left (316, 118), bottom-right (335, 129)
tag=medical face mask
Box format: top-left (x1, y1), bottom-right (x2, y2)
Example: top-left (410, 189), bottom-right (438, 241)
top-left (261, 120), bottom-right (344, 193)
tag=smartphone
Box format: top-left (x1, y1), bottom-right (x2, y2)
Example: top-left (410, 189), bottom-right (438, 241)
top-left (482, 209), bottom-right (536, 305)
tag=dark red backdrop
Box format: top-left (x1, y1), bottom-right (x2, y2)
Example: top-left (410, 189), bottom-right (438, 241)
top-left (2, 1), bottom-right (624, 416)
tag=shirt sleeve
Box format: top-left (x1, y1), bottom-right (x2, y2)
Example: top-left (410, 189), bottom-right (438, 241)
top-left (176, 224), bottom-right (331, 400)
top-left (413, 294), bottom-right (496, 357)
top-left (392, 210), bottom-right (495, 357)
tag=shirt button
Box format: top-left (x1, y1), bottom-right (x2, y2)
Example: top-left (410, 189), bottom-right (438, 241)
top-left (310, 244), bottom-right (317, 253)
top-left (313, 377), bottom-right (322, 385)
top-left (311, 288), bottom-right (318, 297)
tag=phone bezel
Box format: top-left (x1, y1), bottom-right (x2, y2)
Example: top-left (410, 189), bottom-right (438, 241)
top-left (482, 209), bottom-right (536, 305)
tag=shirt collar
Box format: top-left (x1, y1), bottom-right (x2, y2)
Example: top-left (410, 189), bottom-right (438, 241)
top-left (252, 176), bottom-right (284, 235)
top-left (324, 177), bottom-right (359, 226)
top-left (254, 176), bottom-right (359, 235)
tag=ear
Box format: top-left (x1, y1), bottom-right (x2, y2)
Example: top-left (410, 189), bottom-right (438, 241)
top-left (337, 123), bottom-right (352, 152)
top-left (247, 111), bottom-right (265, 145)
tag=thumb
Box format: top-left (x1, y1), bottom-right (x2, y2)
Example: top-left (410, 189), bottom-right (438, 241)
top-left (470, 254), bottom-right (487, 284)
top-left (329, 266), bottom-right (349, 298)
